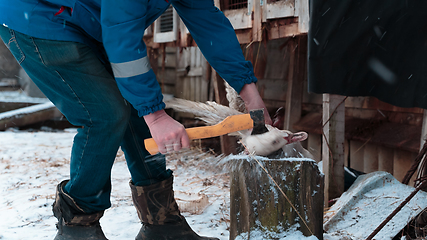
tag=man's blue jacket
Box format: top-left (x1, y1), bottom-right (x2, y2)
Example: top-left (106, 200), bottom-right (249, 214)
top-left (0, 0), bottom-right (257, 116)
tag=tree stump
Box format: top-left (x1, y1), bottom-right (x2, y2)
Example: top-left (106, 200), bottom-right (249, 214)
top-left (229, 156), bottom-right (324, 240)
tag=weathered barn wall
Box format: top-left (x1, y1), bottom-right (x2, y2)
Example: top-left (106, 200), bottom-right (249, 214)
top-left (298, 90), bottom-right (422, 185)
top-left (144, 0), bottom-right (420, 189)
top-left (175, 47), bottom-right (209, 103)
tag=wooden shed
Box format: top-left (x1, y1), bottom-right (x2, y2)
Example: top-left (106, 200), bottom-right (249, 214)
top-left (142, 0), bottom-right (427, 206)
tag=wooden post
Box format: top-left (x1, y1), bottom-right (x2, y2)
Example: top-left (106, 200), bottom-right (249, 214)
top-left (252, 0), bottom-right (262, 43)
top-left (295, 0), bottom-right (310, 33)
top-left (229, 157), bottom-right (324, 239)
top-left (322, 94), bottom-right (345, 206)
top-left (284, 35), bottom-right (306, 132)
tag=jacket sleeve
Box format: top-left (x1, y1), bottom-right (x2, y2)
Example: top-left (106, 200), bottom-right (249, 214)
top-left (101, 0), bottom-right (164, 117)
top-left (171, 0), bottom-right (257, 94)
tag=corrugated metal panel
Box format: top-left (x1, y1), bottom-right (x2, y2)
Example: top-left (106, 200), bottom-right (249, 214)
top-left (176, 47), bottom-right (208, 102)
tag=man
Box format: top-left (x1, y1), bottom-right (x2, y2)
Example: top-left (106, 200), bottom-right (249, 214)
top-left (0, 0), bottom-right (272, 239)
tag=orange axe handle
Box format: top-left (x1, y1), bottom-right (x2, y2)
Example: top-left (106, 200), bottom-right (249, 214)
top-left (144, 113), bottom-right (254, 155)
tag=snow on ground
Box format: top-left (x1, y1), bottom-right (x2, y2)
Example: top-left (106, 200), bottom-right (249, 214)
top-left (0, 129), bottom-right (318, 240)
top-left (0, 91), bottom-right (418, 240)
top-left (0, 90), bottom-right (48, 103)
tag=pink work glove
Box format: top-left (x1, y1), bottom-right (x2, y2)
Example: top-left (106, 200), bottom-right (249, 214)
top-left (144, 110), bottom-right (190, 154)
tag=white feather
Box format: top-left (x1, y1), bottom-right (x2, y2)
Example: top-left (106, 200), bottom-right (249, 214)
top-left (225, 81), bottom-right (246, 113)
top-left (165, 98), bottom-right (241, 125)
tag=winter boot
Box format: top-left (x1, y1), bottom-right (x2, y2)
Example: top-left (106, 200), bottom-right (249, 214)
top-left (130, 176), bottom-right (219, 240)
top-left (52, 180), bottom-right (108, 240)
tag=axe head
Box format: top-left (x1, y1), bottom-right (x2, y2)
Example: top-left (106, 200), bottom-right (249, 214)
top-left (249, 109), bottom-right (269, 135)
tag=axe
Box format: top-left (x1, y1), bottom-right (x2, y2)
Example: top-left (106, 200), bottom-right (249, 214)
top-left (144, 109), bottom-right (268, 155)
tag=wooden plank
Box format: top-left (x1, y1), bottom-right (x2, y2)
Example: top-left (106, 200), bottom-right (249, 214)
top-left (349, 140), bottom-right (365, 173)
top-left (178, 18), bottom-right (191, 48)
top-left (253, 0), bottom-right (262, 43)
top-left (212, 68), bottom-right (227, 106)
top-left (284, 37), bottom-right (297, 131)
top-left (257, 78), bottom-right (287, 101)
top-left (261, 0), bottom-right (267, 22)
top-left (396, 149), bottom-right (417, 185)
top-left (224, 9), bottom-right (252, 30)
top-left (195, 76), bottom-right (201, 102)
top-left (190, 47), bottom-right (195, 69)
top-left (175, 77), bottom-right (184, 99)
top-left (284, 35), bottom-right (306, 132)
top-left (189, 77), bottom-right (195, 101)
top-left (363, 144), bottom-right (379, 173)
top-left (378, 146), bottom-right (394, 174)
top-left (182, 77), bottom-right (189, 100)
top-left (0, 102), bottom-right (38, 113)
top-left (148, 47), bottom-right (159, 77)
top-left (263, 38), bottom-right (291, 80)
top-left (235, 29), bottom-right (252, 44)
top-left (201, 76), bottom-right (209, 103)
top-left (156, 69), bottom-right (176, 84)
top-left (195, 47), bottom-right (201, 68)
top-left (0, 102), bottom-right (60, 130)
top-left (0, 78), bottom-right (20, 91)
top-left (266, 0), bottom-right (295, 20)
top-left (144, 25), bottom-right (153, 37)
top-left (161, 84), bottom-right (176, 96)
top-left (187, 67), bottom-right (203, 77)
top-left (174, 47), bottom-right (184, 98)
top-left (393, 149), bottom-right (415, 184)
top-left (252, 43), bottom-right (267, 79)
top-left (179, 47), bottom-right (189, 69)
top-left (322, 94), bottom-right (346, 206)
top-left (345, 96), bottom-right (424, 114)
top-left (294, 0), bottom-right (309, 33)
top-left (157, 50), bottom-right (176, 68)
top-left (263, 99), bottom-right (286, 110)
top-left (344, 139), bottom-right (349, 167)
top-left (160, 44), bottom-right (166, 91)
top-left (297, 112), bottom-right (422, 154)
top-left (201, 55), bottom-right (210, 103)
top-left (267, 20), bottom-right (301, 40)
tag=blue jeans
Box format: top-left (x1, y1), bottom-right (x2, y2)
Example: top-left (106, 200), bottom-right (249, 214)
top-left (0, 25), bottom-right (172, 213)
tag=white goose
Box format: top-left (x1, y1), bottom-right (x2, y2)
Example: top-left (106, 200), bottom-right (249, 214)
top-left (165, 82), bottom-right (311, 158)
